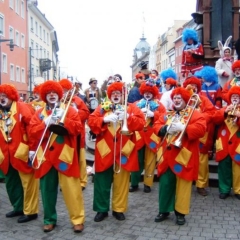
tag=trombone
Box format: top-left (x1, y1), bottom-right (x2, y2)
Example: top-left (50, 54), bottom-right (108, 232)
top-left (49, 87), bottom-right (76, 136)
top-left (31, 103), bottom-right (58, 169)
top-left (145, 93), bottom-right (200, 177)
top-left (227, 102), bottom-right (238, 123)
top-left (113, 83), bottom-right (131, 173)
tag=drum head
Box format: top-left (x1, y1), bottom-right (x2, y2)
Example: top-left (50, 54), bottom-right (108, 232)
top-left (90, 98), bottom-right (99, 110)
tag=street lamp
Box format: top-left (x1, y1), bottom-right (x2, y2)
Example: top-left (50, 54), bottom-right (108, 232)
top-left (0, 36), bottom-right (16, 85)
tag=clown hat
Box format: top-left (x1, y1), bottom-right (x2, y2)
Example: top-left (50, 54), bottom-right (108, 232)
top-left (228, 86), bottom-right (240, 103)
top-left (165, 78), bottom-right (177, 86)
top-left (232, 60), bottom-right (240, 71)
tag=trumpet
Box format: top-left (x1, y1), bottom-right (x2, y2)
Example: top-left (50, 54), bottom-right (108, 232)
top-left (227, 102), bottom-right (238, 123)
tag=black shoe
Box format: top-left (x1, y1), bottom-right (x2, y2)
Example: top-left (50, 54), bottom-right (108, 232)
top-left (112, 211), bottom-right (125, 220)
top-left (94, 212), bottom-right (108, 222)
top-left (154, 212), bottom-right (169, 222)
top-left (129, 185), bottom-right (138, 192)
top-left (219, 193), bottom-right (230, 199)
top-left (6, 210), bottom-right (24, 218)
top-left (82, 186), bottom-right (85, 191)
top-left (197, 187), bottom-right (208, 196)
top-left (143, 184), bottom-right (151, 193)
top-left (17, 214), bottom-right (38, 223)
top-left (176, 215), bottom-right (186, 225)
top-left (235, 194), bottom-right (240, 200)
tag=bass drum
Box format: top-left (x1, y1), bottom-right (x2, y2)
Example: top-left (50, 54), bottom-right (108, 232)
top-left (89, 97), bottom-right (99, 110)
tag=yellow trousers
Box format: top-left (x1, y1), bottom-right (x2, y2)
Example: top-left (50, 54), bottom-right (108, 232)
top-left (79, 148), bottom-right (87, 188)
top-left (143, 148), bottom-right (156, 187)
top-left (112, 166), bottom-right (130, 212)
top-left (59, 173), bottom-right (85, 225)
top-left (233, 161), bottom-right (240, 194)
top-left (19, 171), bottom-right (39, 215)
top-left (175, 176), bottom-right (192, 215)
top-left (196, 153), bottom-right (209, 188)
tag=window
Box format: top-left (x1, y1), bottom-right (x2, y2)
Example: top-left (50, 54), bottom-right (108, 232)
top-left (35, 21), bottom-right (38, 36)
top-left (10, 64), bottom-right (14, 81)
top-left (43, 29), bottom-right (45, 42)
top-left (9, 27), bottom-right (14, 41)
top-left (21, 68), bottom-right (25, 83)
top-left (39, 46), bottom-right (42, 58)
top-left (16, 66), bottom-right (20, 82)
top-left (0, 14), bottom-right (3, 35)
top-left (21, 0), bottom-right (24, 18)
top-left (35, 43), bottom-right (38, 58)
top-left (47, 51), bottom-right (49, 58)
top-left (15, 31), bottom-right (19, 46)
top-left (9, 0), bottom-right (14, 9)
top-left (31, 40), bottom-right (34, 57)
top-left (30, 17), bottom-right (33, 31)
top-left (46, 32), bottom-right (49, 45)
top-left (44, 49), bottom-right (46, 58)
top-left (31, 66), bottom-right (34, 80)
top-left (36, 68), bottom-right (39, 77)
top-left (2, 54), bottom-right (7, 73)
top-left (15, 0), bottom-right (19, 14)
top-left (21, 34), bottom-right (25, 48)
top-left (39, 25), bottom-right (42, 39)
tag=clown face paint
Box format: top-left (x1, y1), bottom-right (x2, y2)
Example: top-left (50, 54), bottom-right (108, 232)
top-left (234, 68), bottom-right (240, 78)
top-left (34, 93), bottom-right (40, 101)
top-left (230, 94), bottom-right (240, 105)
top-left (144, 92), bottom-right (153, 101)
top-left (0, 94), bottom-right (12, 108)
top-left (172, 94), bottom-right (186, 110)
top-left (46, 92), bottom-right (59, 105)
top-left (110, 91), bottom-right (122, 104)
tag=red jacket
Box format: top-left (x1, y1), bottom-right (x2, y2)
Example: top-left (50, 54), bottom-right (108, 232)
top-left (88, 103), bottom-right (145, 172)
top-left (153, 108), bottom-right (206, 181)
top-left (212, 107), bottom-right (240, 163)
top-left (29, 105), bottom-right (82, 178)
top-left (0, 101), bottom-right (33, 174)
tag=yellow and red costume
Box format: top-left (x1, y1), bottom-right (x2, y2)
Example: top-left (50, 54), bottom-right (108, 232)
top-left (213, 86), bottom-right (240, 197)
top-left (153, 87), bottom-right (206, 218)
top-left (0, 84), bottom-right (39, 219)
top-left (88, 82), bottom-right (145, 216)
top-left (29, 80), bottom-right (85, 232)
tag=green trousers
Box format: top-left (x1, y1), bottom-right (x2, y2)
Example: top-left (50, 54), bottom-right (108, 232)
top-left (0, 169), bottom-right (5, 180)
top-left (5, 164), bottom-right (24, 212)
top-left (218, 155), bottom-right (233, 194)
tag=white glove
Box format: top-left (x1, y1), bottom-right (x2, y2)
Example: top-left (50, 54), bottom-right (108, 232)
top-left (115, 110), bottom-right (129, 121)
top-left (103, 113), bottom-right (118, 123)
top-left (44, 115), bottom-right (55, 125)
top-left (52, 108), bottom-right (64, 120)
top-left (147, 110), bottom-right (154, 118)
top-left (28, 151), bottom-right (36, 161)
top-left (171, 121), bottom-right (185, 132)
top-left (141, 107), bottom-right (147, 113)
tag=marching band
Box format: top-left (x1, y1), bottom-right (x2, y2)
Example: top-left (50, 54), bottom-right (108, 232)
top-left (1, 34), bottom-right (240, 233)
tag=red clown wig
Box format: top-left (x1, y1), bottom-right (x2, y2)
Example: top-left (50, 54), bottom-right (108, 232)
top-left (40, 80), bottom-right (63, 103)
top-left (59, 78), bottom-right (73, 90)
top-left (107, 82), bottom-right (124, 99)
top-left (33, 84), bottom-right (42, 94)
top-left (171, 87), bottom-right (191, 104)
top-left (232, 60), bottom-right (240, 71)
top-left (135, 73), bottom-right (145, 79)
top-left (139, 81), bottom-right (159, 98)
top-left (228, 86), bottom-right (240, 103)
top-left (183, 76), bottom-right (202, 93)
top-left (0, 84), bottom-right (19, 101)
top-left (165, 78), bottom-right (177, 86)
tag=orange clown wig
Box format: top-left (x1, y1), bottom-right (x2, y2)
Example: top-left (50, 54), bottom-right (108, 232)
top-left (139, 81), bottom-right (159, 98)
top-left (107, 82), bottom-right (124, 99)
top-left (0, 84), bottom-right (19, 101)
top-left (228, 86), bottom-right (240, 103)
top-left (40, 80), bottom-right (63, 103)
top-left (59, 78), bottom-right (73, 91)
top-left (183, 76), bottom-right (202, 93)
top-left (171, 87), bottom-right (191, 104)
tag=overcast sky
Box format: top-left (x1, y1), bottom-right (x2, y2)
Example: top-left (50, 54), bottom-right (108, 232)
top-left (37, 0), bottom-right (196, 89)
